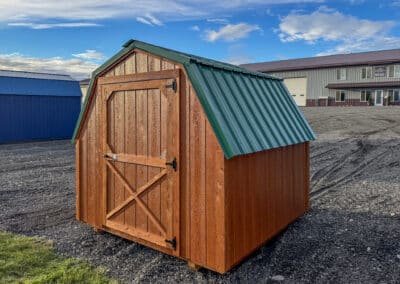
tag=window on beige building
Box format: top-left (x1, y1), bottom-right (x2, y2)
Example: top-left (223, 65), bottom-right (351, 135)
top-left (388, 89), bottom-right (400, 102)
top-left (360, 90), bottom-right (371, 102)
top-left (361, 67), bottom-right (372, 79)
top-left (388, 65), bottom-right (400, 78)
top-left (337, 68), bottom-right (347, 80)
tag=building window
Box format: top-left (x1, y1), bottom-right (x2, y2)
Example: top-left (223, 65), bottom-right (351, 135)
top-left (360, 90), bottom-right (371, 102)
top-left (335, 90), bottom-right (346, 102)
top-left (388, 89), bottom-right (400, 102)
top-left (337, 68), bottom-right (347, 80)
top-left (361, 67), bottom-right (372, 79)
top-left (388, 65), bottom-right (400, 78)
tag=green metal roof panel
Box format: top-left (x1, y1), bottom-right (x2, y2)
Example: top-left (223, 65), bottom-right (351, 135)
top-left (72, 40), bottom-right (316, 159)
top-left (186, 62), bottom-right (316, 158)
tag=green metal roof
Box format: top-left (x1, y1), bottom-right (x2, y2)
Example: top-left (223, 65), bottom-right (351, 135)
top-left (72, 40), bottom-right (316, 159)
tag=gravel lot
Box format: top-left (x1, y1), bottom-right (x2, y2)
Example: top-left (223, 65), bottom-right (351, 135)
top-left (1, 107), bottom-right (400, 283)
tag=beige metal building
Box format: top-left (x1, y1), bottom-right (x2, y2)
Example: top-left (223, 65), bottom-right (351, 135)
top-left (79, 78), bottom-right (90, 103)
top-left (241, 49), bottom-right (400, 106)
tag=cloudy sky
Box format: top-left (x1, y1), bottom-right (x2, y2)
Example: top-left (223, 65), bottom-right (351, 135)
top-left (0, 0), bottom-right (399, 79)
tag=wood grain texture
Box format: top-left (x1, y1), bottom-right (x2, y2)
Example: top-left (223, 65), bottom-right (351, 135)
top-left (224, 142), bottom-right (309, 271)
top-left (189, 85), bottom-right (207, 265)
top-left (75, 49), bottom-right (310, 274)
top-left (124, 91), bottom-right (136, 228)
top-left (75, 140), bottom-right (81, 220)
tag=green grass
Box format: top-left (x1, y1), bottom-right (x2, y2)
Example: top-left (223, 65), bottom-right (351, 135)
top-left (0, 232), bottom-right (116, 284)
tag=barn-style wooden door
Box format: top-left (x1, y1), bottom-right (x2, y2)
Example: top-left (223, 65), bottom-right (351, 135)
top-left (99, 70), bottom-right (180, 253)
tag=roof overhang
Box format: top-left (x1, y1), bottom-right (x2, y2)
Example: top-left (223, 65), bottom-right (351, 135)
top-left (326, 81), bottom-right (400, 90)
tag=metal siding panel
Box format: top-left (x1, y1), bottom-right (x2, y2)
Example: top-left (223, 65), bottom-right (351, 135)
top-left (245, 76), bottom-right (284, 148)
top-left (220, 72), bottom-right (265, 151)
top-left (271, 81), bottom-right (310, 140)
top-left (189, 63), bottom-right (316, 158)
top-left (0, 95), bottom-right (80, 143)
top-left (194, 65), bottom-right (245, 154)
top-left (0, 77), bottom-right (81, 97)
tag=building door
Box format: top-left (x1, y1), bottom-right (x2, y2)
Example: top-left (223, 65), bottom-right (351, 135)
top-left (283, 77), bottom-right (307, 106)
top-left (375, 90), bottom-right (383, 106)
top-left (99, 71), bottom-right (180, 253)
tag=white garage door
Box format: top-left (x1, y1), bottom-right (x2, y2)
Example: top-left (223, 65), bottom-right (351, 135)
top-left (283, 77), bottom-right (307, 106)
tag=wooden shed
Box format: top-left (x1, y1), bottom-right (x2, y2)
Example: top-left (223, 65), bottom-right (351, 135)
top-left (72, 40), bottom-right (316, 273)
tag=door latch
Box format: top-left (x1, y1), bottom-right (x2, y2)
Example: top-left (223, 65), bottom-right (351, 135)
top-left (103, 154), bottom-right (118, 161)
top-left (165, 157), bottom-right (177, 171)
top-left (165, 79), bottom-right (177, 93)
top-left (165, 237), bottom-right (177, 250)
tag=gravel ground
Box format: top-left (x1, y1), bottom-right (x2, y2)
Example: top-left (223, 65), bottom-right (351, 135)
top-left (1, 107), bottom-right (400, 283)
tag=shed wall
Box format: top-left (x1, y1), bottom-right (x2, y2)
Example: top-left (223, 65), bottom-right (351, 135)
top-left (76, 50), bottom-right (226, 272)
top-left (0, 95), bottom-right (80, 143)
top-left (224, 142), bottom-right (309, 270)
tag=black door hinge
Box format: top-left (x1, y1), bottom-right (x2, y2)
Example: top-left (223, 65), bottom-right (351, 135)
top-left (165, 79), bottom-right (177, 93)
top-left (165, 157), bottom-right (177, 171)
top-left (165, 237), bottom-right (177, 250)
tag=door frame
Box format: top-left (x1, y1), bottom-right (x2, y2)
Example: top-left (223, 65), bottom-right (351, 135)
top-left (375, 90), bottom-right (383, 106)
top-left (98, 69), bottom-right (181, 254)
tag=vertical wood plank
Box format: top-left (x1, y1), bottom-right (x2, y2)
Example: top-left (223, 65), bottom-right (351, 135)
top-left (147, 88), bottom-right (161, 234)
top-left (161, 60), bottom-right (175, 71)
top-left (135, 52), bottom-right (148, 231)
top-left (125, 53), bottom-right (136, 75)
top-left (148, 56), bottom-right (161, 235)
top-left (94, 89), bottom-right (103, 228)
top-left (113, 91), bottom-right (125, 224)
top-left (113, 63), bottom-right (126, 224)
top-left (160, 77), bottom-right (169, 239)
top-left (304, 142), bottom-right (310, 210)
top-left (75, 140), bottom-right (81, 220)
top-left (87, 105), bottom-right (96, 225)
top-left (136, 89), bottom-right (148, 232)
top-left (170, 75), bottom-right (180, 256)
top-left (124, 90), bottom-right (136, 228)
top-left (179, 70), bottom-right (190, 258)
top-left (80, 130), bottom-right (88, 222)
top-left (205, 122), bottom-right (225, 271)
top-left (136, 53), bottom-right (148, 73)
top-left (189, 86), bottom-right (206, 265)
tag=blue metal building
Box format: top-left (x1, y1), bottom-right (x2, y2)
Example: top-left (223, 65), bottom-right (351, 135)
top-left (0, 70), bottom-right (81, 143)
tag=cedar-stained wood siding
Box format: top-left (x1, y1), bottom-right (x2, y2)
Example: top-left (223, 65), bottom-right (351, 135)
top-left (75, 50), bottom-right (226, 272)
top-left (224, 142), bottom-right (309, 270)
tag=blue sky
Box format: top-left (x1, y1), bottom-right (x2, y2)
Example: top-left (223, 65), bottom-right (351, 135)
top-left (0, 0), bottom-right (400, 79)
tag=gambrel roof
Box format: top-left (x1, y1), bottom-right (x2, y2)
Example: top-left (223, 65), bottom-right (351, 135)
top-left (72, 40), bottom-right (316, 159)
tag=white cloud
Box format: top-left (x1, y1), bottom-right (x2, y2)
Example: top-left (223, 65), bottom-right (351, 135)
top-left (136, 14), bottom-right (163, 26)
top-left (278, 7), bottom-right (394, 43)
top-left (191, 25), bottom-right (200, 31)
top-left (204, 23), bottom-right (260, 42)
top-left (278, 7), bottom-right (400, 54)
top-left (0, 0), bottom-right (324, 28)
top-left (136, 17), bottom-right (153, 26)
top-left (317, 37), bottom-right (400, 56)
top-left (207, 18), bottom-right (229, 24)
top-left (72, 50), bottom-right (105, 60)
top-left (0, 53), bottom-right (99, 80)
top-left (8, 22), bottom-right (99, 29)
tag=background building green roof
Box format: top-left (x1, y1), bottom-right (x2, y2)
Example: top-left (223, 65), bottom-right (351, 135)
top-left (72, 40), bottom-right (316, 159)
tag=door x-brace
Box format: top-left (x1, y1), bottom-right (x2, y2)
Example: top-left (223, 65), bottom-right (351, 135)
top-left (103, 157), bottom-right (168, 236)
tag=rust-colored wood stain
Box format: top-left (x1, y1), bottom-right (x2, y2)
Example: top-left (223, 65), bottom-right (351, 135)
top-left (74, 49), bottom-right (310, 273)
